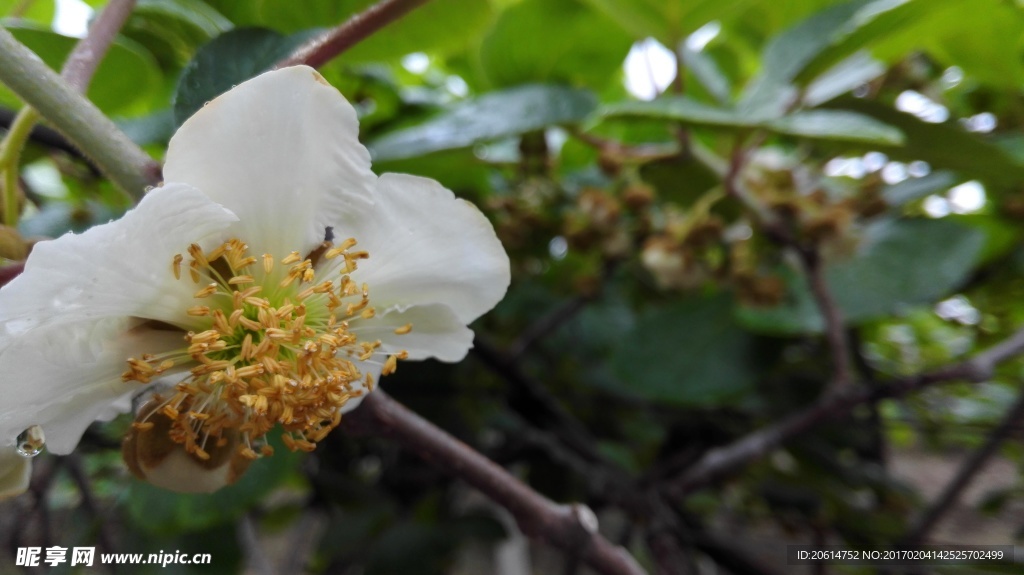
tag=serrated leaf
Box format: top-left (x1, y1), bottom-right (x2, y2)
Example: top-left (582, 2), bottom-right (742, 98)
top-left (172, 27), bottom-right (315, 128)
top-left (369, 85), bottom-right (597, 161)
top-left (737, 218), bottom-right (986, 334)
top-left (610, 294), bottom-right (758, 406)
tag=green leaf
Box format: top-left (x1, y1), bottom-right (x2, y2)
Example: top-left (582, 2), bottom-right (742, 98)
top-left (0, 24), bottom-right (160, 115)
top-left (881, 171), bottom-right (959, 208)
top-left (0, 0), bottom-right (55, 25)
top-left (369, 84), bottom-right (597, 161)
top-left (739, 0), bottom-right (912, 117)
top-left (172, 27), bottom-right (315, 128)
top-left (833, 99), bottom-right (1024, 186)
top-left (737, 218), bottom-right (986, 334)
top-left (581, 0), bottom-right (751, 44)
top-left (204, 0), bottom-right (492, 62)
top-left (764, 109), bottom-right (904, 145)
top-left (480, 0), bottom-right (633, 89)
top-left (120, 0), bottom-right (233, 70)
top-left (602, 97), bottom-right (902, 144)
top-left (802, 51), bottom-right (885, 106)
top-left (679, 46), bottom-right (732, 105)
top-left (610, 294), bottom-right (758, 406)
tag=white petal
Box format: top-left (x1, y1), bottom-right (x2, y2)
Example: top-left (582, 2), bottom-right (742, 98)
top-left (339, 304), bottom-right (473, 414)
top-left (351, 303), bottom-right (474, 362)
top-left (0, 445), bottom-right (30, 500)
top-left (337, 173), bottom-right (510, 324)
top-left (0, 184), bottom-right (236, 335)
top-left (164, 66), bottom-right (376, 258)
top-left (0, 317), bottom-right (183, 454)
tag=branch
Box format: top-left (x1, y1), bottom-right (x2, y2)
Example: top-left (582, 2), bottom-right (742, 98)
top-left (276, 0), bottom-right (433, 69)
top-left (60, 0), bottom-right (138, 94)
top-left (342, 390), bottom-right (647, 575)
top-left (0, 23), bottom-right (159, 200)
top-left (666, 323), bottom-right (1024, 498)
top-left (902, 389), bottom-right (1024, 545)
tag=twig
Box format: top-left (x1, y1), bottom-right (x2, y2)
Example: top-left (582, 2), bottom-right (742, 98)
top-left (276, 0), bottom-right (433, 69)
top-left (509, 294), bottom-right (592, 360)
top-left (902, 389), bottom-right (1024, 545)
top-left (667, 323), bottom-right (1024, 498)
top-left (0, 24), bottom-right (159, 200)
top-left (0, 108), bottom-right (97, 169)
top-left (60, 0), bottom-right (137, 94)
top-left (342, 389), bottom-right (647, 575)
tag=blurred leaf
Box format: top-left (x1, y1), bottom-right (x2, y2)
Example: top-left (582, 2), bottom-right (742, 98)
top-left (19, 201), bottom-right (124, 238)
top-left (0, 0), bottom-right (55, 25)
top-left (480, 0), bottom-right (633, 89)
top-left (802, 51), bottom-right (885, 106)
top-left (581, 0), bottom-right (751, 44)
top-left (738, 218), bottom-right (986, 334)
top-left (739, 0), bottom-right (914, 118)
top-left (764, 109), bottom-right (903, 145)
top-left (0, 24), bottom-right (160, 115)
top-left (610, 294), bottom-right (758, 406)
top-left (172, 27), bottom-right (315, 128)
top-left (116, 109), bottom-right (176, 146)
top-left (881, 171), bottom-right (959, 208)
top-left (603, 97), bottom-right (902, 144)
top-left (680, 46), bottom-right (732, 105)
top-left (369, 84), bottom-right (597, 161)
top-left (834, 98), bottom-right (1024, 186)
top-left (121, 0), bottom-right (233, 70)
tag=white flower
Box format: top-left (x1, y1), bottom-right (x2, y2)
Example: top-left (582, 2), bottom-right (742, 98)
top-left (0, 66), bottom-right (510, 493)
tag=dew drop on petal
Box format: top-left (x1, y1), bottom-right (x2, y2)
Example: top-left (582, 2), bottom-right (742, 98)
top-left (16, 425), bottom-right (45, 458)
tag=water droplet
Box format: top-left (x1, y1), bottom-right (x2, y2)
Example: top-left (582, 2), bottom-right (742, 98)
top-left (203, 101), bottom-right (211, 107)
top-left (16, 425), bottom-right (45, 458)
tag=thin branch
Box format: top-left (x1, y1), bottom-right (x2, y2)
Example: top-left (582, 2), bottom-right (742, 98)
top-left (0, 24), bottom-right (159, 200)
top-left (342, 389), bottom-right (647, 575)
top-left (509, 294), bottom-right (592, 360)
top-left (276, 0), bottom-right (433, 69)
top-left (63, 454), bottom-right (118, 561)
top-left (666, 323), bottom-right (1024, 498)
top-left (0, 107), bottom-right (97, 169)
top-left (902, 388), bottom-right (1024, 545)
top-left (60, 0), bottom-right (137, 94)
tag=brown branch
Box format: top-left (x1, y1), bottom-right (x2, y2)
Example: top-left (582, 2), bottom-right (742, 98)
top-left (666, 323), bottom-right (1024, 498)
top-left (342, 389), bottom-right (647, 575)
top-left (509, 294), bottom-right (591, 360)
top-left (902, 388), bottom-right (1024, 545)
top-left (276, 0), bottom-right (432, 69)
top-left (60, 0), bottom-right (137, 93)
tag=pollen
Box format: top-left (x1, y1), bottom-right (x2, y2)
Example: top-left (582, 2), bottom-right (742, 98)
top-left (123, 236), bottom-right (410, 463)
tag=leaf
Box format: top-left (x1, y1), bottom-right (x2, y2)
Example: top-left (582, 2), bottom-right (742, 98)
top-left (602, 97), bottom-right (903, 145)
top-left (679, 46), bottom-right (732, 106)
top-left (0, 25), bottom-right (160, 115)
top-left (0, 0), bottom-right (55, 25)
top-left (739, 0), bottom-right (915, 117)
top-left (881, 171), bottom-right (959, 208)
top-left (581, 0), bottom-right (752, 44)
top-left (479, 0), bottom-right (633, 89)
top-left (204, 0), bottom-right (492, 62)
top-left (369, 85), bottom-right (597, 161)
top-left (120, 0), bottom-right (233, 69)
top-left (610, 294), bottom-right (758, 406)
top-left (172, 27), bottom-right (315, 128)
top-left (802, 51), bottom-right (885, 107)
top-left (737, 218), bottom-right (986, 334)
top-left (832, 98), bottom-right (1024, 186)
top-left (764, 110), bottom-right (904, 145)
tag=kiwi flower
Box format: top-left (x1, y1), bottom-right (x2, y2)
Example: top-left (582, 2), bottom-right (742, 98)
top-left (0, 66), bottom-right (510, 493)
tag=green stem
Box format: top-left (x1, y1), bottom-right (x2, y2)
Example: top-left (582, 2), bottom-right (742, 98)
top-left (0, 25), bottom-right (159, 200)
top-left (0, 106), bottom-right (39, 228)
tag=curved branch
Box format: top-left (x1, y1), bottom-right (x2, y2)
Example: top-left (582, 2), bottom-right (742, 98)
top-left (342, 390), bottom-right (647, 575)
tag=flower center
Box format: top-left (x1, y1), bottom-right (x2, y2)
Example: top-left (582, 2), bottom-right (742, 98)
top-left (122, 235), bottom-right (409, 462)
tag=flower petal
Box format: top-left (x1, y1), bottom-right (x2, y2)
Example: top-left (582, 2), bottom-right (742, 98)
top-left (164, 66), bottom-right (376, 258)
top-left (0, 446), bottom-right (30, 500)
top-left (337, 173), bottom-right (510, 324)
top-left (0, 317), bottom-right (184, 453)
top-left (352, 303), bottom-right (475, 363)
top-left (0, 184), bottom-right (236, 335)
